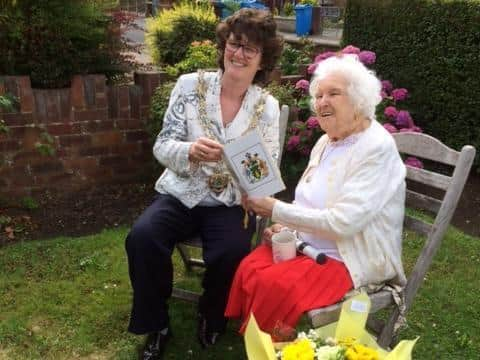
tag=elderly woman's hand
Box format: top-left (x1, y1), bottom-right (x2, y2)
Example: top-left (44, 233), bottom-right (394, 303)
top-left (188, 137), bottom-right (223, 162)
top-left (262, 223), bottom-right (285, 246)
top-left (244, 196), bottom-right (277, 218)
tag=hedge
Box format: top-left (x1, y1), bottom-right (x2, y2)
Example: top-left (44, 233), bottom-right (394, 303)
top-left (343, 0), bottom-right (480, 171)
top-left (0, 0), bottom-right (130, 88)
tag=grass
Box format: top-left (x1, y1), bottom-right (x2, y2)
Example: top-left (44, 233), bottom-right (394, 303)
top-left (0, 225), bottom-right (479, 359)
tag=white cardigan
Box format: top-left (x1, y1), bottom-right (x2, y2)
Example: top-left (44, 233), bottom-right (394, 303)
top-left (153, 71), bottom-right (280, 208)
top-left (272, 120), bottom-right (407, 288)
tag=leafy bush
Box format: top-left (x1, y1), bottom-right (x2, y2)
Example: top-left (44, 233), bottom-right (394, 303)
top-left (0, 0), bottom-right (132, 88)
top-left (224, 0), bottom-right (241, 14)
top-left (265, 82), bottom-right (296, 109)
top-left (279, 42), bottom-right (314, 76)
top-left (20, 196), bottom-right (39, 211)
top-left (344, 0), bottom-right (480, 171)
top-left (146, 1), bottom-right (218, 66)
top-left (147, 81), bottom-right (176, 142)
top-left (283, 2), bottom-right (295, 17)
top-left (299, 0), bottom-right (318, 6)
top-left (0, 93), bottom-right (16, 135)
top-left (165, 40), bottom-right (217, 77)
top-left (0, 93), bottom-right (16, 113)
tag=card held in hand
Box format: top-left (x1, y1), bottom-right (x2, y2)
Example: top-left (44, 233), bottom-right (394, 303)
top-left (223, 129), bottom-right (286, 197)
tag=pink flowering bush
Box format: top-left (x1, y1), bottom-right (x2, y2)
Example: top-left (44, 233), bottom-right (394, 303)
top-left (283, 45), bottom-right (424, 181)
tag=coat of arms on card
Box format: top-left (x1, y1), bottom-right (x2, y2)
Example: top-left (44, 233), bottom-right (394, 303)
top-left (241, 152), bottom-right (270, 183)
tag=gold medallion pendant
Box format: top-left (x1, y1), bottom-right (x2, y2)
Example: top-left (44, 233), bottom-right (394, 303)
top-left (208, 172), bottom-right (230, 194)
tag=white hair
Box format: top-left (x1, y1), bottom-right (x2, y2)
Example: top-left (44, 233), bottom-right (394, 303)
top-left (309, 54), bottom-right (382, 120)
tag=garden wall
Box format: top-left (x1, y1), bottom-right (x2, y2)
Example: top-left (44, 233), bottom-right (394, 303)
top-left (0, 73), bottom-right (169, 197)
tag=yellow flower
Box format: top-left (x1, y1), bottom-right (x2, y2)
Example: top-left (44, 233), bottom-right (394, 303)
top-left (281, 339), bottom-right (315, 360)
top-left (345, 343), bottom-right (379, 360)
top-left (338, 337), bottom-right (357, 348)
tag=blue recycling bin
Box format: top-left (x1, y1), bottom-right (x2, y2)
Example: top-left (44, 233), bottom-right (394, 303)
top-left (294, 4), bottom-right (312, 36)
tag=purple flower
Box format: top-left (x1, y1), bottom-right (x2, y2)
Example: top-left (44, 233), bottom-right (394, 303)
top-left (384, 106), bottom-right (398, 119)
top-left (395, 110), bottom-right (414, 128)
top-left (301, 129), bottom-right (313, 139)
top-left (381, 80), bottom-right (393, 94)
top-left (306, 116), bottom-right (319, 129)
top-left (358, 50), bottom-right (376, 65)
top-left (300, 147), bottom-right (311, 156)
top-left (313, 51), bottom-right (336, 63)
top-left (341, 45), bottom-right (360, 55)
top-left (405, 156), bottom-right (424, 169)
top-left (412, 125), bottom-right (423, 133)
top-left (392, 88), bottom-right (409, 102)
top-left (295, 79), bottom-right (310, 92)
top-left (380, 90), bottom-right (388, 99)
top-left (383, 123), bottom-right (398, 133)
top-left (307, 63), bottom-right (318, 74)
top-left (286, 135), bottom-right (300, 151)
top-left (290, 120), bottom-right (305, 133)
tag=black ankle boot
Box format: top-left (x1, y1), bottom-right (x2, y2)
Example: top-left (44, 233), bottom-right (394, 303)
top-left (142, 328), bottom-right (172, 360)
top-left (197, 313), bottom-right (226, 348)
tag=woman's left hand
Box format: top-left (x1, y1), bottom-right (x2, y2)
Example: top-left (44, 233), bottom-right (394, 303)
top-left (243, 196), bottom-right (277, 218)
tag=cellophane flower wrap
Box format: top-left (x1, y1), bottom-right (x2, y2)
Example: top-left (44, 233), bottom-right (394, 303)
top-left (244, 294), bottom-right (418, 360)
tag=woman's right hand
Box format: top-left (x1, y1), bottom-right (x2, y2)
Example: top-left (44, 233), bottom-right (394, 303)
top-left (262, 223), bottom-right (285, 247)
top-left (188, 137), bottom-right (223, 162)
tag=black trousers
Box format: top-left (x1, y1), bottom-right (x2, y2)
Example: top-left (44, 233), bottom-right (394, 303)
top-left (125, 193), bottom-right (256, 335)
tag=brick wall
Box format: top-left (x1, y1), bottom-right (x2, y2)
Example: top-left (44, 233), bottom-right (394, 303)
top-left (0, 72), bottom-right (169, 197)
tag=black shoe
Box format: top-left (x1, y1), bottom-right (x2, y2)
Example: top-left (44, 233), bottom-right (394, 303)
top-left (197, 313), bottom-right (225, 348)
top-left (141, 328), bottom-right (172, 360)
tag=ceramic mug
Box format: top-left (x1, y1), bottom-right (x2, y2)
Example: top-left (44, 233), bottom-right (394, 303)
top-left (272, 230), bottom-right (297, 263)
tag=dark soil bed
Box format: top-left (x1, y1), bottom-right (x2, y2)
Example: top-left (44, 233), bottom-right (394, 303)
top-left (1, 173), bottom-right (479, 246)
top-left (0, 181), bottom-right (157, 245)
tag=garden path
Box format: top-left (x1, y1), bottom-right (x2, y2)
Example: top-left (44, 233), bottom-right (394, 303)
top-left (122, 14), bottom-right (156, 70)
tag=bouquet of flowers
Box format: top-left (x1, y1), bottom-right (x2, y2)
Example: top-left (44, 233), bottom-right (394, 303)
top-left (245, 293), bottom-right (417, 360)
top-left (278, 331), bottom-right (379, 360)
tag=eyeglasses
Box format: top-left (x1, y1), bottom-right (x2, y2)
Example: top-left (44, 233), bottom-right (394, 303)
top-left (225, 40), bottom-right (260, 59)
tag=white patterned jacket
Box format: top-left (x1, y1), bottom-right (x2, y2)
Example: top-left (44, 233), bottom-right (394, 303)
top-left (153, 71), bottom-right (280, 208)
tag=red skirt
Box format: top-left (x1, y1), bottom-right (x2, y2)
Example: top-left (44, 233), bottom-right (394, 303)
top-left (225, 244), bottom-right (353, 334)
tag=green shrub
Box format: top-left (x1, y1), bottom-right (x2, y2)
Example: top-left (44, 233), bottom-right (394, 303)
top-left (147, 81), bottom-right (176, 142)
top-left (0, 93), bottom-right (16, 137)
top-left (299, 0), bottom-right (318, 6)
top-left (279, 44), bottom-right (313, 76)
top-left (265, 82), bottom-right (296, 109)
top-left (283, 2), bottom-right (295, 17)
top-left (344, 0), bottom-right (480, 171)
top-left (224, 0), bottom-right (241, 14)
top-left (146, 1), bottom-right (218, 66)
top-left (20, 196), bottom-right (39, 211)
top-left (0, 93), bottom-right (16, 113)
top-left (0, 0), bottom-right (132, 88)
top-left (165, 40), bottom-right (217, 77)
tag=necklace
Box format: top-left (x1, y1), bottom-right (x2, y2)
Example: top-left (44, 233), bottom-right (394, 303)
top-left (196, 70), bottom-right (267, 194)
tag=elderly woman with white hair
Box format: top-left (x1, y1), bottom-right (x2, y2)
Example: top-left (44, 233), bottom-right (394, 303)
top-left (225, 54), bottom-right (407, 334)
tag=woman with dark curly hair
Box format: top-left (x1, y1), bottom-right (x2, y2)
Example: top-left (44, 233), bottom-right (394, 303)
top-left (125, 8), bottom-right (283, 360)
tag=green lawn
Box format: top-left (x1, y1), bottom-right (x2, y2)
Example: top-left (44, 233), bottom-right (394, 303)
top-left (0, 225), bottom-right (479, 359)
